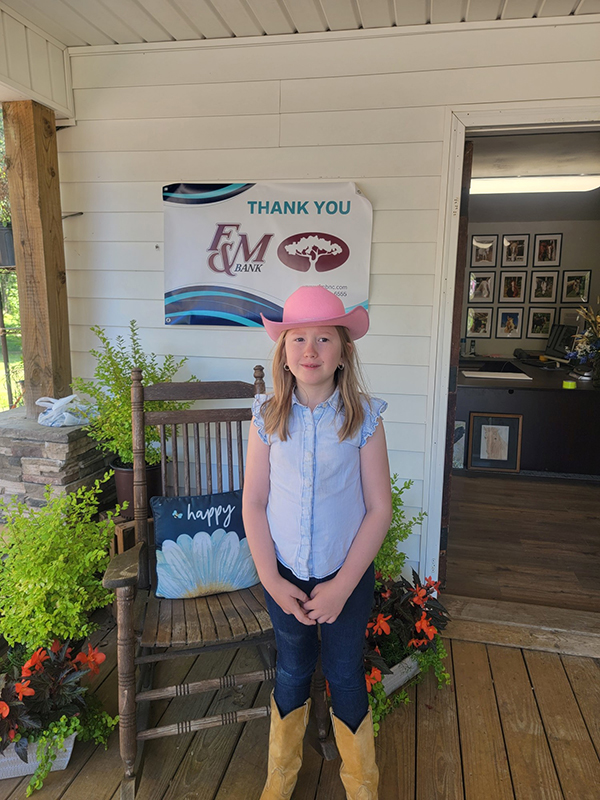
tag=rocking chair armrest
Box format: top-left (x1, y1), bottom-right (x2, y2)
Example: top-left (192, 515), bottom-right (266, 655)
top-left (103, 542), bottom-right (145, 589)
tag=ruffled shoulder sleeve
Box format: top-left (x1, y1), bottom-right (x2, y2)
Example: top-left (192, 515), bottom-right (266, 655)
top-left (359, 396), bottom-right (388, 448)
top-left (252, 394), bottom-right (270, 445)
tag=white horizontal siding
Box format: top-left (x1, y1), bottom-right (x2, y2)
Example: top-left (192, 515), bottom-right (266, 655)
top-left (62, 19), bottom-right (600, 579)
top-left (0, 5), bottom-right (73, 116)
top-left (69, 21), bottom-right (600, 88)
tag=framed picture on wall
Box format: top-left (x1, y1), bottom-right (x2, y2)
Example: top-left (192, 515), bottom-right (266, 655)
top-left (501, 234), bottom-right (529, 267)
top-left (468, 413), bottom-right (522, 473)
top-left (529, 270), bottom-right (558, 303)
top-left (470, 235), bottom-right (498, 267)
top-left (468, 271), bottom-right (495, 303)
top-left (498, 271), bottom-right (527, 303)
top-left (559, 307), bottom-right (584, 331)
top-left (466, 307), bottom-right (493, 338)
top-left (496, 308), bottom-right (523, 338)
top-left (527, 307), bottom-right (556, 339)
top-left (561, 270), bottom-right (591, 303)
top-left (533, 233), bottom-right (562, 267)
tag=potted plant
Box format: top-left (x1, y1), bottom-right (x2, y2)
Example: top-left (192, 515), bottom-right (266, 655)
top-left (567, 303), bottom-right (600, 388)
top-left (72, 320), bottom-right (197, 517)
top-left (0, 641), bottom-right (117, 795)
top-left (0, 475), bottom-right (120, 792)
top-left (362, 477), bottom-right (451, 733)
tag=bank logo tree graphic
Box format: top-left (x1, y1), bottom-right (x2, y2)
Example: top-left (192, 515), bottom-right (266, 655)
top-left (277, 232), bottom-right (349, 272)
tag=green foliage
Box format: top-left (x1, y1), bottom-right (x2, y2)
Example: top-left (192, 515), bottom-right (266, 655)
top-left (368, 682), bottom-right (409, 737)
top-left (415, 635), bottom-right (451, 688)
top-left (77, 693), bottom-right (118, 746)
top-left (26, 716), bottom-right (80, 796)
top-left (374, 476), bottom-right (426, 584)
top-left (72, 320), bottom-right (195, 466)
top-left (0, 475), bottom-right (120, 649)
top-left (0, 114), bottom-right (10, 228)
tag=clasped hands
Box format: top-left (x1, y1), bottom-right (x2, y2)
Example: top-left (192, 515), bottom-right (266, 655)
top-left (269, 575), bottom-right (349, 626)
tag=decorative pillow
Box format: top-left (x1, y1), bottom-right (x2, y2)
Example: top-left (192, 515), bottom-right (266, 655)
top-left (150, 490), bottom-right (259, 599)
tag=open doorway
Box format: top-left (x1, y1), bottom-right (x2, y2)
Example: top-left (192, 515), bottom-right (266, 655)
top-left (442, 130), bottom-right (600, 613)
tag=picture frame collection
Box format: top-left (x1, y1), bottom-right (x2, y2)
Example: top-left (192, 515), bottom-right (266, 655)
top-left (466, 233), bottom-right (590, 340)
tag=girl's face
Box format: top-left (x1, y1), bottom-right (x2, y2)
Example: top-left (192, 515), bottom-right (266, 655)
top-left (284, 327), bottom-right (344, 397)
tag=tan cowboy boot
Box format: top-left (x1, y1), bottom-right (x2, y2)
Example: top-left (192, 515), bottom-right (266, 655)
top-left (331, 709), bottom-right (379, 800)
top-left (260, 693), bottom-right (311, 800)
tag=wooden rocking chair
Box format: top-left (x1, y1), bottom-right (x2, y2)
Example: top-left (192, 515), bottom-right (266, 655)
top-left (103, 366), bottom-right (335, 800)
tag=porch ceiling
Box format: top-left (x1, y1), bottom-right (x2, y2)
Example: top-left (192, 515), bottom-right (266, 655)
top-left (1, 0), bottom-right (600, 48)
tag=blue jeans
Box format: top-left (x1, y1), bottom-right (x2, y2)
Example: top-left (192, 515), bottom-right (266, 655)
top-left (263, 561), bottom-right (375, 732)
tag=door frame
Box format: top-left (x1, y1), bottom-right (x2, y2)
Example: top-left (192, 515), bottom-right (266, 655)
top-left (422, 100), bottom-right (600, 581)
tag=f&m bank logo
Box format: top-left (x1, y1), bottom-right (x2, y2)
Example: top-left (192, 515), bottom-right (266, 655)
top-left (207, 224), bottom-right (273, 275)
top-left (207, 224), bottom-right (350, 276)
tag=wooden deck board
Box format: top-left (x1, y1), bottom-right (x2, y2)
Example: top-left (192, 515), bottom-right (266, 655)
top-left (452, 640), bottom-right (513, 800)
top-left (3, 621), bottom-right (600, 800)
top-left (487, 645), bottom-right (562, 800)
top-left (524, 649), bottom-right (600, 800)
top-left (416, 639), bottom-right (463, 800)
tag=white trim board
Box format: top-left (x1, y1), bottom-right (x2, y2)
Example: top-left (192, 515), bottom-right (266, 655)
top-left (421, 101), bottom-right (600, 582)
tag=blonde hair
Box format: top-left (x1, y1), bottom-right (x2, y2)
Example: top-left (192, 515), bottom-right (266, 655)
top-left (261, 326), bottom-right (370, 442)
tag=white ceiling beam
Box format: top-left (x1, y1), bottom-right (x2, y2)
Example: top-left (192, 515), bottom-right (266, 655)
top-left (319, 0), bottom-right (361, 31)
top-left (2, 0), bottom-right (113, 45)
top-left (59, 0), bottom-right (144, 44)
top-left (538, 0), bottom-right (578, 16)
top-left (212, 0), bottom-right (265, 36)
top-left (245, 0), bottom-right (295, 34)
top-left (171, 0), bottom-right (232, 38)
top-left (392, 0), bottom-right (427, 26)
top-left (280, 0), bottom-right (327, 32)
top-left (502, 0), bottom-right (538, 18)
top-left (98, 0), bottom-right (174, 42)
top-left (466, 0), bottom-right (502, 21)
top-left (358, 0), bottom-right (394, 28)
top-left (432, 0), bottom-right (467, 24)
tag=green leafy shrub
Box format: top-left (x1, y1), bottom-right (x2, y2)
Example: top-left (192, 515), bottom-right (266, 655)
top-left (72, 320), bottom-right (196, 466)
top-left (0, 475), bottom-right (121, 649)
top-left (374, 476), bottom-right (426, 584)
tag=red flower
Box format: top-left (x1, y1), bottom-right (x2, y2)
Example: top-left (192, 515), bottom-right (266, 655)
top-left (0, 701), bottom-right (9, 719)
top-left (365, 667), bottom-right (382, 693)
top-left (73, 643), bottom-right (106, 676)
top-left (325, 680), bottom-right (331, 698)
top-left (15, 680), bottom-right (35, 701)
top-left (408, 637), bottom-right (428, 648)
top-left (21, 648), bottom-right (49, 677)
top-left (415, 611), bottom-right (437, 641)
top-left (425, 576), bottom-right (441, 594)
top-left (8, 728), bottom-right (16, 741)
top-left (380, 588), bottom-right (392, 600)
top-left (375, 570), bottom-right (382, 580)
top-left (410, 586), bottom-right (428, 608)
top-left (51, 640), bottom-right (61, 654)
top-left (367, 613), bottom-right (392, 636)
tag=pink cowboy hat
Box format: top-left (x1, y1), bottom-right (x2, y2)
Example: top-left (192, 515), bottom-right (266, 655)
top-left (261, 285), bottom-right (369, 341)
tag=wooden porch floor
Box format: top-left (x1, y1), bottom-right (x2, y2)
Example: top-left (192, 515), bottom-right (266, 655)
top-left (1, 615), bottom-right (599, 800)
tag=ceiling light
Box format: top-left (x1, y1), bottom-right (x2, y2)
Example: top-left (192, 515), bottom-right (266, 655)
top-left (470, 175), bottom-right (600, 194)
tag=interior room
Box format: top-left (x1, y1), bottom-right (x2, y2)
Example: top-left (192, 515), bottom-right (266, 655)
top-left (445, 130), bottom-right (600, 613)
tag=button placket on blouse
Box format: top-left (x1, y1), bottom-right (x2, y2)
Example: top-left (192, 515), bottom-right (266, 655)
top-left (298, 405), bottom-right (315, 575)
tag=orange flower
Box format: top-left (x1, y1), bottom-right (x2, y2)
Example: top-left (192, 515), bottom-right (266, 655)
top-left (410, 586), bottom-right (428, 607)
top-left (8, 728), bottom-right (16, 741)
top-left (415, 611), bottom-right (437, 641)
top-left (51, 640), bottom-right (61, 654)
top-left (0, 701), bottom-right (9, 718)
top-left (365, 667), bottom-right (382, 693)
top-left (367, 613), bottom-right (392, 636)
top-left (21, 648), bottom-right (49, 677)
top-left (408, 637), bottom-right (428, 648)
top-left (73, 643), bottom-right (106, 675)
top-left (15, 680), bottom-right (35, 701)
top-left (425, 576), bottom-right (441, 594)
top-left (380, 588), bottom-right (392, 600)
top-left (325, 680), bottom-right (331, 698)
top-left (375, 570), bottom-right (382, 580)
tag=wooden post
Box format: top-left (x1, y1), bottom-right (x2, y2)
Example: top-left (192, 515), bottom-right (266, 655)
top-left (2, 100), bottom-right (71, 418)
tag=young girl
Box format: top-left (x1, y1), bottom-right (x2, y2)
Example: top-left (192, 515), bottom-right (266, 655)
top-left (242, 286), bottom-right (392, 800)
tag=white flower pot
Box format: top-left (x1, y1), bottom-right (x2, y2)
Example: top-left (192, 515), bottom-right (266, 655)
top-left (0, 733), bottom-right (76, 779)
top-left (381, 654), bottom-right (420, 696)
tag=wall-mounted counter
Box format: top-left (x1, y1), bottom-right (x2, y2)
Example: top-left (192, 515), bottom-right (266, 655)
top-left (456, 359), bottom-right (599, 475)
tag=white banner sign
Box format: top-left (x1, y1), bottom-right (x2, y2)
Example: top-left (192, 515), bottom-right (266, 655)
top-left (162, 182), bottom-right (372, 327)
